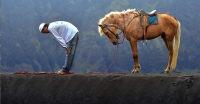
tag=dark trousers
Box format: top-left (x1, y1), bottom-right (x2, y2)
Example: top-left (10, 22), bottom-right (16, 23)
top-left (62, 33), bottom-right (79, 72)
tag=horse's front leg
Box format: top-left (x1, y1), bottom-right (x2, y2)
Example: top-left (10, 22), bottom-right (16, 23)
top-left (129, 39), bottom-right (141, 73)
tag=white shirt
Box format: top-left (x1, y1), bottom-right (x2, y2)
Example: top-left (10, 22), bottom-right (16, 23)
top-left (48, 21), bottom-right (79, 48)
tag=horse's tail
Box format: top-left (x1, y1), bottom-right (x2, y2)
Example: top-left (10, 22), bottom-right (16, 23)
top-left (171, 21), bottom-right (181, 70)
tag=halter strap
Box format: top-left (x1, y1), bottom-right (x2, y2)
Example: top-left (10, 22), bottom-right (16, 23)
top-left (102, 12), bottom-right (140, 44)
top-left (102, 24), bottom-right (120, 39)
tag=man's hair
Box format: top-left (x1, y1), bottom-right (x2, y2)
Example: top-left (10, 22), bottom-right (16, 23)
top-left (44, 24), bottom-right (49, 27)
top-left (42, 24), bottom-right (49, 32)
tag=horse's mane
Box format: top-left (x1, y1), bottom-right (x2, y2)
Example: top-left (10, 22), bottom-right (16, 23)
top-left (98, 9), bottom-right (137, 36)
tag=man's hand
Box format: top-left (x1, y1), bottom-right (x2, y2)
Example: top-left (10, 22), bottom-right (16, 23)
top-left (66, 48), bottom-right (70, 54)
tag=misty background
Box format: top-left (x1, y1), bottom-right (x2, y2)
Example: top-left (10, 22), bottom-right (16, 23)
top-left (1, 0), bottom-right (200, 73)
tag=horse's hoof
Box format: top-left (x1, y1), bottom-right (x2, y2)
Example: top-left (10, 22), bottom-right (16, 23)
top-left (135, 71), bottom-right (139, 73)
top-left (164, 70), bottom-right (169, 73)
top-left (132, 70), bottom-right (139, 73)
top-left (131, 69), bottom-right (139, 73)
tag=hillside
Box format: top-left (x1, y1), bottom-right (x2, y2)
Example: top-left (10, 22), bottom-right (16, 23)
top-left (1, 0), bottom-right (200, 73)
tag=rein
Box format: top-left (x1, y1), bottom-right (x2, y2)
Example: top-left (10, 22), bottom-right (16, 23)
top-left (104, 14), bottom-right (125, 73)
top-left (103, 12), bottom-right (140, 73)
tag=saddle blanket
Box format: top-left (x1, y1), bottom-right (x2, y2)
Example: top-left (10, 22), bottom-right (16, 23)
top-left (149, 16), bottom-right (158, 25)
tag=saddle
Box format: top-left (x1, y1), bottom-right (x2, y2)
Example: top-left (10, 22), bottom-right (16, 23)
top-left (139, 10), bottom-right (157, 40)
top-left (140, 10), bottom-right (156, 16)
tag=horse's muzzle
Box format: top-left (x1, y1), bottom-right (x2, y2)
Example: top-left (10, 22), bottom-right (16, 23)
top-left (112, 41), bottom-right (117, 45)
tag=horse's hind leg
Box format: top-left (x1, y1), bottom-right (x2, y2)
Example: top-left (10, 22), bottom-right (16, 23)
top-left (161, 35), bottom-right (173, 73)
top-left (129, 39), bottom-right (141, 73)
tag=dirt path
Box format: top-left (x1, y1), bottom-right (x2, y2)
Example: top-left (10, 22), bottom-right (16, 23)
top-left (1, 73), bottom-right (200, 104)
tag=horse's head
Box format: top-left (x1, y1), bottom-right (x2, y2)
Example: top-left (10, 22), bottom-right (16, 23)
top-left (98, 24), bottom-right (119, 45)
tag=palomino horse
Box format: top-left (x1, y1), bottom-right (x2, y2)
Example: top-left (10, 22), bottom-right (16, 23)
top-left (98, 9), bottom-right (181, 73)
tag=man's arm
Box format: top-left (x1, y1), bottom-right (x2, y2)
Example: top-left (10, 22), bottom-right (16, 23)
top-left (49, 28), bottom-right (68, 48)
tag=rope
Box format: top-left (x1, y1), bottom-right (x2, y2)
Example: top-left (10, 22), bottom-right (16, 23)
top-left (104, 13), bottom-right (127, 73)
top-left (105, 31), bottom-right (125, 73)
top-left (105, 44), bottom-right (119, 73)
top-left (101, 12), bottom-right (139, 73)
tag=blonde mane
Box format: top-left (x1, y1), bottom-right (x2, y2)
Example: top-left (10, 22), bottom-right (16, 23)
top-left (98, 9), bottom-right (136, 36)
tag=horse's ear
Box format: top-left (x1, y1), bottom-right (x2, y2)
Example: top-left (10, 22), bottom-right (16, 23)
top-left (98, 24), bottom-right (104, 28)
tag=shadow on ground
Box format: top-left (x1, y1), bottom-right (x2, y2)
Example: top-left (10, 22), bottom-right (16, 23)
top-left (1, 73), bottom-right (200, 104)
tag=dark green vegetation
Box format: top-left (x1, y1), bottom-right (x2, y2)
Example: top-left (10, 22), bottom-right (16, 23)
top-left (1, 0), bottom-right (200, 73)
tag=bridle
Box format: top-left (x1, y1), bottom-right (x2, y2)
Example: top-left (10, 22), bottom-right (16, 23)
top-left (102, 13), bottom-right (140, 44)
top-left (102, 14), bottom-right (126, 44)
top-left (102, 24), bottom-right (121, 39)
top-left (101, 12), bottom-right (140, 73)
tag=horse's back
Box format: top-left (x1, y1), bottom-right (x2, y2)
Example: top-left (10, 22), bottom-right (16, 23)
top-left (146, 13), bottom-right (179, 39)
top-left (159, 14), bottom-right (179, 34)
top-left (158, 13), bottom-right (179, 27)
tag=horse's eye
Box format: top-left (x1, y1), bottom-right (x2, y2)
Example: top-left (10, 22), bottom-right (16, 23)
top-left (105, 32), bottom-right (108, 35)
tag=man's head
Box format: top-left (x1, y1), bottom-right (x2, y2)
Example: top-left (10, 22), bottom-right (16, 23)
top-left (39, 23), bottom-right (49, 34)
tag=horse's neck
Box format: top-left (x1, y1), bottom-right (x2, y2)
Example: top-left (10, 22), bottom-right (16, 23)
top-left (113, 15), bottom-right (126, 31)
top-left (117, 12), bottom-right (140, 31)
top-left (107, 12), bottom-right (138, 31)
top-left (114, 14), bottom-right (130, 32)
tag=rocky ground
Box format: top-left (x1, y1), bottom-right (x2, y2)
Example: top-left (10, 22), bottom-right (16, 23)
top-left (1, 73), bottom-right (200, 104)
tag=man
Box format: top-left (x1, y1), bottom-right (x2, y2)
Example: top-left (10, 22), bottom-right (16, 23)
top-left (39, 21), bottom-right (79, 74)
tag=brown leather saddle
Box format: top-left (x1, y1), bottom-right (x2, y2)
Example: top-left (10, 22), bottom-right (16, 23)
top-left (139, 10), bottom-right (157, 40)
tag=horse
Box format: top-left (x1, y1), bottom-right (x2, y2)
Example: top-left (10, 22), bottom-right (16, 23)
top-left (98, 9), bottom-right (181, 73)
